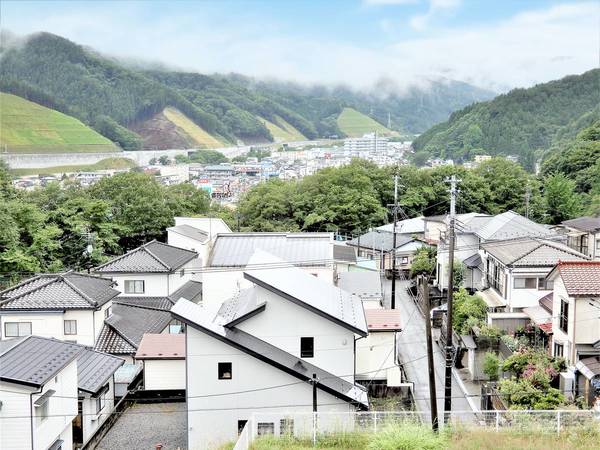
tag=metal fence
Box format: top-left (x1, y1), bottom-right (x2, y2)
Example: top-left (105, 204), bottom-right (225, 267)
top-left (235, 410), bottom-right (600, 449)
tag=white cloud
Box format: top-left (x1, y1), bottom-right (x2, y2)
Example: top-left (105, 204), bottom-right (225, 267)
top-left (2, 2), bottom-right (597, 92)
top-left (410, 0), bottom-right (462, 31)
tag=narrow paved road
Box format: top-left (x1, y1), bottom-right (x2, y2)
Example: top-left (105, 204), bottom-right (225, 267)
top-left (383, 279), bottom-right (476, 422)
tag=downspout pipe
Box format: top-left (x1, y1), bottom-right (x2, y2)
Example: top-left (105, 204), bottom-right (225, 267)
top-left (30, 387), bottom-right (43, 450)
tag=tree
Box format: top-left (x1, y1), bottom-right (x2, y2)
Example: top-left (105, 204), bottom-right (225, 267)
top-left (543, 173), bottom-right (583, 224)
top-left (410, 247), bottom-right (435, 278)
top-left (158, 155), bottom-right (170, 166)
top-left (452, 288), bottom-right (487, 334)
top-left (483, 352), bottom-right (500, 381)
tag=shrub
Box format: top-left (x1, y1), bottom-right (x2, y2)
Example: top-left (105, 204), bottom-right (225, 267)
top-left (452, 288), bottom-right (487, 334)
top-left (483, 352), bottom-right (500, 381)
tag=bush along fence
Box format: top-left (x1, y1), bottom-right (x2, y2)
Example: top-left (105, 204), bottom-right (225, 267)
top-left (234, 410), bottom-right (600, 450)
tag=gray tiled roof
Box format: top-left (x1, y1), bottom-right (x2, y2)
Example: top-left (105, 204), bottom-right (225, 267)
top-left (347, 231), bottom-right (414, 252)
top-left (208, 233), bottom-right (333, 267)
top-left (562, 216), bottom-right (600, 233)
top-left (114, 296), bottom-right (174, 311)
top-left (0, 273), bottom-right (118, 311)
top-left (167, 224), bottom-right (209, 242)
top-left (333, 245), bottom-right (357, 263)
top-left (95, 302), bottom-right (172, 354)
top-left (172, 299), bottom-right (369, 410)
top-left (216, 288), bottom-right (266, 327)
top-left (77, 348), bottom-right (124, 394)
top-left (169, 280), bottom-right (203, 304)
top-left (476, 211), bottom-right (552, 241)
top-left (463, 253), bottom-right (482, 268)
top-left (95, 240), bottom-right (197, 273)
top-left (482, 238), bottom-right (589, 267)
top-left (244, 255), bottom-right (368, 336)
top-left (0, 336), bottom-right (80, 387)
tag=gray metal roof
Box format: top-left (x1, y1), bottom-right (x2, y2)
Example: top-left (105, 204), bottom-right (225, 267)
top-left (377, 216), bottom-right (425, 234)
top-left (333, 245), bottom-right (357, 263)
top-left (476, 211), bottom-right (552, 241)
top-left (482, 238), bottom-right (589, 267)
top-left (77, 348), bottom-right (124, 394)
top-left (208, 233), bottom-right (333, 267)
top-left (172, 299), bottom-right (369, 410)
top-left (243, 256), bottom-right (367, 336)
top-left (215, 288), bottom-right (266, 327)
top-left (0, 273), bottom-right (119, 311)
top-left (562, 216), bottom-right (600, 233)
top-left (95, 240), bottom-right (197, 273)
top-left (167, 224), bottom-right (209, 243)
top-left (347, 230), bottom-right (414, 252)
top-left (337, 271), bottom-right (382, 301)
top-left (0, 336), bottom-right (80, 387)
top-left (169, 280), bottom-right (203, 304)
top-left (463, 253), bottom-right (482, 268)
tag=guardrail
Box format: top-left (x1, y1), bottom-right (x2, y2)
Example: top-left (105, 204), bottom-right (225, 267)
top-left (234, 410), bottom-right (600, 450)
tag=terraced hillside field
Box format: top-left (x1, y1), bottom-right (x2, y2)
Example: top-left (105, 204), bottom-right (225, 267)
top-left (336, 107), bottom-right (393, 138)
top-left (261, 116), bottom-right (306, 142)
top-left (163, 107), bottom-right (224, 148)
top-left (11, 157), bottom-right (137, 176)
top-left (0, 93), bottom-right (118, 153)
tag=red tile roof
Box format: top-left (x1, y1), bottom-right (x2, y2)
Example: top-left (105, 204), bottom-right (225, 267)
top-left (135, 333), bottom-right (185, 360)
top-left (365, 309), bottom-right (402, 331)
top-left (552, 261), bottom-right (600, 296)
top-left (538, 322), bottom-right (553, 334)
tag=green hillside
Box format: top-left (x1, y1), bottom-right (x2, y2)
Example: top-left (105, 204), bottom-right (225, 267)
top-left (413, 69), bottom-right (600, 165)
top-left (11, 157), bottom-right (137, 176)
top-left (336, 107), bottom-right (393, 137)
top-left (0, 32), bottom-right (494, 149)
top-left (0, 93), bottom-right (117, 153)
top-left (261, 116), bottom-right (306, 142)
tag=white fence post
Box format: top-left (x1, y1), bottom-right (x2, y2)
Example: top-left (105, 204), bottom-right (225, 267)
top-left (312, 412), bottom-right (317, 447)
top-left (495, 411), bottom-right (500, 432)
top-left (374, 412), bottom-right (378, 433)
top-left (557, 411), bottom-right (561, 435)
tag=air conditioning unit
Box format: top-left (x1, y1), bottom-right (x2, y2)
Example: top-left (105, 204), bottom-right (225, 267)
top-left (559, 371), bottom-right (575, 400)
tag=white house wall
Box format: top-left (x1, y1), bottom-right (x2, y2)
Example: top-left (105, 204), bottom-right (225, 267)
top-left (235, 286), bottom-right (356, 381)
top-left (0, 381), bottom-right (33, 450)
top-left (167, 232), bottom-right (211, 269)
top-left (81, 377), bottom-right (116, 444)
top-left (143, 360), bottom-right (186, 390)
top-left (0, 309), bottom-right (99, 346)
top-left (186, 327), bottom-right (354, 449)
top-left (355, 332), bottom-right (399, 385)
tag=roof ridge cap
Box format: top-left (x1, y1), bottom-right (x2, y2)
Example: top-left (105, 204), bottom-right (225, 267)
top-left (0, 276), bottom-right (62, 306)
top-left (142, 245), bottom-right (171, 270)
top-left (62, 276), bottom-right (97, 306)
top-left (509, 240), bottom-right (542, 265)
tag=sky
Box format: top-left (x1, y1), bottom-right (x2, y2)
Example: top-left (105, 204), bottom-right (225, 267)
top-left (1, 0), bottom-right (598, 92)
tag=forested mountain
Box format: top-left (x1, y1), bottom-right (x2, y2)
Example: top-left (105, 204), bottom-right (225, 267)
top-left (412, 69), bottom-right (600, 166)
top-left (0, 32), bottom-right (494, 151)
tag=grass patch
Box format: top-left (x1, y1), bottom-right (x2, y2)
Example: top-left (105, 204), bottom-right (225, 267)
top-left (261, 115), bottom-right (306, 142)
top-left (336, 107), bottom-right (393, 138)
top-left (248, 424), bottom-right (600, 450)
top-left (0, 92), bottom-right (117, 153)
top-left (163, 107), bottom-right (223, 148)
top-left (10, 157), bottom-right (137, 176)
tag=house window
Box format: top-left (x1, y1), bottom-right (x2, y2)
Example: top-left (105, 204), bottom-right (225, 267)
top-left (300, 337), bottom-right (314, 358)
top-left (399, 256), bottom-right (409, 265)
top-left (537, 278), bottom-right (554, 290)
top-left (169, 319), bottom-right (183, 334)
top-left (94, 393), bottom-right (105, 415)
top-left (237, 420), bottom-right (248, 435)
top-left (514, 278), bottom-right (536, 289)
top-left (124, 280), bottom-right (145, 294)
top-left (218, 362), bottom-right (232, 380)
top-left (559, 299), bottom-right (569, 333)
top-left (257, 422), bottom-right (275, 436)
top-left (104, 306), bottom-right (112, 318)
top-left (37, 400), bottom-right (49, 422)
top-left (4, 322), bottom-right (32, 337)
top-left (280, 418), bottom-right (294, 435)
top-left (554, 342), bottom-right (564, 358)
top-left (180, 269), bottom-right (185, 278)
top-left (64, 320), bottom-right (77, 335)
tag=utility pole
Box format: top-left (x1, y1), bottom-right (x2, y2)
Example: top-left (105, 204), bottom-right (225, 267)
top-left (525, 184), bottom-right (531, 219)
top-left (311, 373), bottom-right (318, 412)
top-left (444, 175), bottom-right (460, 422)
top-left (391, 175), bottom-right (399, 309)
top-left (421, 275), bottom-right (439, 432)
top-left (387, 111), bottom-right (391, 129)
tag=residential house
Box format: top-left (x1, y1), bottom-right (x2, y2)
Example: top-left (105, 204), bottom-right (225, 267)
top-left (202, 232), bottom-right (335, 308)
top-left (547, 261), bottom-right (600, 406)
top-left (376, 216), bottom-right (425, 236)
top-left (0, 336), bottom-right (80, 450)
top-left (171, 298), bottom-right (369, 448)
top-left (135, 333), bottom-right (186, 391)
top-left (337, 271), bottom-right (383, 309)
top-left (333, 243), bottom-right (357, 275)
top-left (167, 217), bottom-right (232, 266)
top-left (480, 238), bottom-right (589, 312)
top-left (356, 309), bottom-right (403, 387)
top-left (0, 273), bottom-right (119, 345)
top-left (94, 240), bottom-right (200, 297)
top-left (75, 346), bottom-right (124, 447)
top-left (347, 230), bottom-right (429, 278)
top-left (560, 216), bottom-right (600, 260)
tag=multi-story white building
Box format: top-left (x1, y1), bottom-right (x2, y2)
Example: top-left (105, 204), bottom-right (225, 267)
top-left (0, 273), bottom-right (119, 345)
top-left (343, 134), bottom-right (389, 154)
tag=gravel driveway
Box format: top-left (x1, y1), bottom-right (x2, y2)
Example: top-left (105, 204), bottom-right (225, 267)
top-left (97, 402), bottom-right (187, 450)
